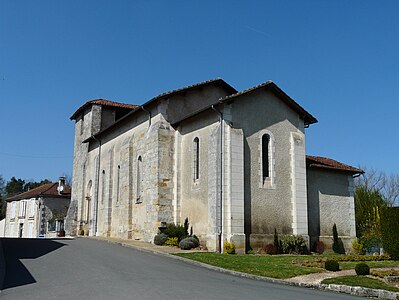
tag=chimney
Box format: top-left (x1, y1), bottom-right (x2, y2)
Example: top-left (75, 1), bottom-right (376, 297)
top-left (57, 176), bottom-right (66, 194)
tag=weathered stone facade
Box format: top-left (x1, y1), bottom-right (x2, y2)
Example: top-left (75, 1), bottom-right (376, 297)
top-left (68, 79), bottom-right (362, 253)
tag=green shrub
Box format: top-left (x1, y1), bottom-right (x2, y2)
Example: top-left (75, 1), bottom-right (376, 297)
top-left (355, 263), bottom-right (370, 275)
top-left (314, 241), bottom-right (325, 254)
top-left (280, 235), bottom-right (308, 255)
top-left (325, 259), bottom-right (340, 271)
top-left (332, 223), bottom-right (345, 254)
top-left (380, 207), bottom-right (399, 260)
top-left (273, 228), bottom-right (281, 254)
top-left (352, 239), bottom-right (365, 255)
top-left (154, 233), bottom-right (168, 245)
top-left (163, 223), bottom-right (188, 242)
top-left (263, 243), bottom-right (278, 255)
top-left (165, 237), bottom-right (179, 246)
top-left (179, 236), bottom-right (200, 250)
top-left (223, 239), bottom-right (236, 254)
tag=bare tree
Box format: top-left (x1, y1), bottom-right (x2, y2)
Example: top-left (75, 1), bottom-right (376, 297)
top-left (355, 166), bottom-right (399, 206)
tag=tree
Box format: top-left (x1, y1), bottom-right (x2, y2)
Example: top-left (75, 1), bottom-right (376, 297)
top-left (5, 177), bottom-right (25, 197)
top-left (0, 175), bottom-right (5, 219)
top-left (355, 167), bottom-right (399, 206)
top-left (354, 186), bottom-right (386, 238)
top-left (24, 179), bottom-right (51, 191)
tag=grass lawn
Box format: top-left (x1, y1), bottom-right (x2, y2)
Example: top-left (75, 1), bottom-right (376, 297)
top-left (176, 252), bottom-right (399, 280)
top-left (321, 276), bottom-right (399, 293)
top-left (176, 253), bottom-right (324, 279)
top-left (339, 260), bottom-right (399, 270)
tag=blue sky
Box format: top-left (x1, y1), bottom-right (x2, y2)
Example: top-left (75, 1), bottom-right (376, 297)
top-left (0, 1), bottom-right (398, 182)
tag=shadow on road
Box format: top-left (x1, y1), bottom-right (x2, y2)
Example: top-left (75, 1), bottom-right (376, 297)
top-left (1, 238), bottom-right (66, 290)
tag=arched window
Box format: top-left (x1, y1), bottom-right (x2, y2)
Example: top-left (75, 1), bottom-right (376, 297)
top-left (193, 137), bottom-right (199, 181)
top-left (137, 156), bottom-right (143, 202)
top-left (116, 165), bottom-right (120, 203)
top-left (262, 134), bottom-right (270, 180)
top-left (101, 170), bottom-right (106, 204)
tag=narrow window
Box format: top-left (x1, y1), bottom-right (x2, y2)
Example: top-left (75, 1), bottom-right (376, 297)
top-left (116, 165), bottom-right (120, 203)
top-left (101, 170), bottom-right (106, 204)
top-left (80, 113), bottom-right (84, 135)
top-left (137, 156), bottom-right (143, 202)
top-left (262, 134), bottom-right (270, 180)
top-left (193, 137), bottom-right (199, 181)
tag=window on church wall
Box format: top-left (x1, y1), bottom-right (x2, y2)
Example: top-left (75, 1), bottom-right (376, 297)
top-left (136, 156), bottom-right (143, 202)
top-left (116, 165), bottom-right (120, 203)
top-left (262, 134), bottom-right (270, 180)
top-left (193, 137), bottom-right (200, 181)
top-left (80, 113), bottom-right (84, 135)
top-left (101, 170), bottom-right (106, 204)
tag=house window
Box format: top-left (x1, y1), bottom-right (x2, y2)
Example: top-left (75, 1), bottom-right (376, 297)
top-left (29, 199), bottom-right (35, 218)
top-left (262, 134), bottom-right (270, 180)
top-left (9, 222), bottom-right (14, 237)
top-left (18, 223), bottom-right (24, 238)
top-left (193, 137), bottom-right (200, 181)
top-left (10, 201), bottom-right (16, 219)
top-left (18, 201), bottom-right (26, 218)
top-left (48, 220), bottom-right (56, 232)
top-left (136, 156), bottom-right (143, 202)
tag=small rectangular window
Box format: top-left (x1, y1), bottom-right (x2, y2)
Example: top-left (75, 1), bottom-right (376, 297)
top-left (193, 137), bottom-right (200, 181)
top-left (262, 134), bottom-right (270, 180)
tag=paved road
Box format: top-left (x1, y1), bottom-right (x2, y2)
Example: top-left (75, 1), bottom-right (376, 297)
top-left (1, 238), bottom-right (361, 300)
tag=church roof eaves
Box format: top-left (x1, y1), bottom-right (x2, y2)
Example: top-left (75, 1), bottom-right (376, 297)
top-left (306, 155), bottom-right (364, 175)
top-left (172, 81), bottom-right (318, 126)
top-left (82, 78), bottom-right (237, 143)
top-left (70, 99), bottom-right (139, 120)
top-left (219, 81), bottom-right (318, 126)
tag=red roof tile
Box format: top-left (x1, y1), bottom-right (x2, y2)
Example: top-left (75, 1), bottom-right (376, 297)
top-left (306, 155), bottom-right (364, 174)
top-left (70, 99), bottom-right (138, 120)
top-left (6, 182), bottom-right (71, 202)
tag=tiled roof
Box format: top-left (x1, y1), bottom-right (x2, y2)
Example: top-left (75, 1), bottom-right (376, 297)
top-left (220, 81), bottom-right (317, 126)
top-left (306, 155), bottom-right (364, 174)
top-left (70, 99), bottom-right (138, 120)
top-left (149, 78), bottom-right (237, 102)
top-left (6, 182), bottom-right (71, 202)
top-left (81, 78), bottom-right (237, 143)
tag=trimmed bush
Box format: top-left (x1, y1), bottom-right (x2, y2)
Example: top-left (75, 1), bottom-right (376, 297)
top-left (280, 235), bottom-right (308, 255)
top-left (154, 233), bottom-right (168, 246)
top-left (355, 263), bottom-right (370, 275)
top-left (165, 237), bottom-right (179, 246)
top-left (223, 239), bottom-right (236, 254)
top-left (263, 243), bottom-right (278, 255)
top-left (352, 239), bottom-right (365, 255)
top-left (163, 223), bottom-right (187, 242)
top-left (179, 236), bottom-right (200, 250)
top-left (380, 207), bottom-right (399, 260)
top-left (325, 260), bottom-right (340, 272)
top-left (273, 228), bottom-right (281, 254)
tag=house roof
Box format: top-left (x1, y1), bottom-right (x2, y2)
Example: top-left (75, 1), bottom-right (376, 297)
top-left (81, 78), bottom-right (237, 143)
top-left (220, 81), bottom-right (317, 126)
top-left (70, 99), bottom-right (139, 120)
top-left (6, 182), bottom-right (71, 202)
top-left (306, 155), bottom-right (364, 175)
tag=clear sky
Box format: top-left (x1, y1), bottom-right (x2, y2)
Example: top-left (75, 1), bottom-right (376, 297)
top-left (0, 1), bottom-right (398, 183)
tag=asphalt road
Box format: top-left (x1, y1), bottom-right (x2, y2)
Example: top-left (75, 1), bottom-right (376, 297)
top-left (1, 238), bottom-right (361, 300)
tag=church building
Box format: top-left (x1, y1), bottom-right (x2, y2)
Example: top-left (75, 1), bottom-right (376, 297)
top-left (66, 78), bottom-right (363, 253)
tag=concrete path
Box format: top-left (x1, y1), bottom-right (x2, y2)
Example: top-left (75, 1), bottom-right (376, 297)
top-left (1, 237), bottom-right (361, 300)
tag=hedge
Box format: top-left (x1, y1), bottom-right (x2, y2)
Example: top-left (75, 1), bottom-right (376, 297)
top-left (380, 206), bottom-right (399, 260)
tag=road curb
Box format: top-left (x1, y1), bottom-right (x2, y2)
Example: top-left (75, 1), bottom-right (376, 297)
top-left (94, 237), bottom-right (399, 300)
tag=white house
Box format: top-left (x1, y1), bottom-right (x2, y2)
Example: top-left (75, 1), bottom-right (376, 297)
top-left (5, 178), bottom-right (71, 238)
